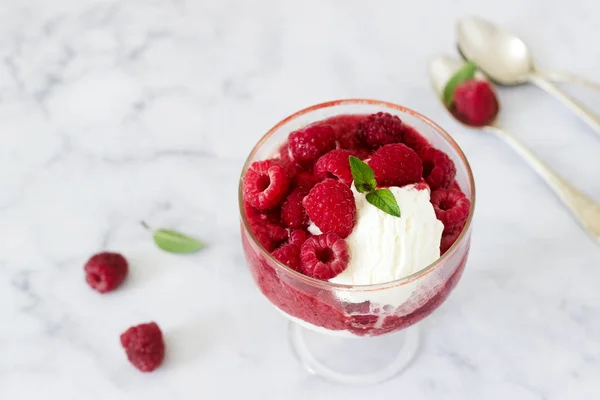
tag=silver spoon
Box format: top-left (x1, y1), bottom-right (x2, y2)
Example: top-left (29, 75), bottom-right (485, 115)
top-left (430, 55), bottom-right (600, 244)
top-left (456, 15), bottom-right (600, 137)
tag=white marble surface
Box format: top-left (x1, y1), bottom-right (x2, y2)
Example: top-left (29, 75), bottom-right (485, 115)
top-left (1, 0), bottom-right (599, 398)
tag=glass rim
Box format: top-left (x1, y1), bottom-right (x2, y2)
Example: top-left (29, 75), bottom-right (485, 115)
top-left (238, 99), bottom-right (476, 292)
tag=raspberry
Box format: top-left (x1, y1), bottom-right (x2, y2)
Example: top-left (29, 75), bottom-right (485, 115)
top-left (120, 322), bottom-right (165, 373)
top-left (327, 115), bottom-right (362, 143)
top-left (84, 252), bottom-right (128, 293)
top-left (314, 149), bottom-right (354, 186)
top-left (277, 145), bottom-right (303, 180)
top-left (336, 126), bottom-right (362, 151)
top-left (303, 179), bottom-right (356, 238)
top-left (453, 80), bottom-right (499, 126)
top-left (440, 229), bottom-right (461, 254)
top-left (449, 181), bottom-right (462, 191)
top-left (328, 115), bottom-right (371, 159)
top-left (244, 201), bottom-right (288, 251)
top-left (369, 144), bottom-right (423, 187)
top-left (419, 147), bottom-right (456, 190)
top-left (289, 229), bottom-right (309, 246)
top-left (300, 233), bottom-right (349, 280)
top-left (357, 112), bottom-right (404, 149)
top-left (244, 201), bottom-right (281, 225)
top-left (243, 160), bottom-right (290, 210)
top-left (293, 171), bottom-right (320, 191)
top-left (288, 125), bottom-right (336, 168)
top-left (252, 222), bottom-right (288, 252)
top-left (430, 189), bottom-right (471, 234)
top-left (402, 125), bottom-right (430, 153)
top-left (352, 147), bottom-right (372, 160)
top-left (335, 128), bottom-right (370, 159)
top-left (272, 243), bottom-right (302, 272)
top-left (280, 188), bottom-right (309, 229)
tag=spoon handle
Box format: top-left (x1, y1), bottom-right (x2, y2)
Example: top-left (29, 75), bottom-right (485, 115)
top-left (487, 125), bottom-right (600, 243)
top-left (528, 73), bottom-right (600, 137)
top-left (538, 71), bottom-right (600, 93)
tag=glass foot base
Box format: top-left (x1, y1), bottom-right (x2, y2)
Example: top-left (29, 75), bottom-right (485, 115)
top-left (288, 322), bottom-right (421, 384)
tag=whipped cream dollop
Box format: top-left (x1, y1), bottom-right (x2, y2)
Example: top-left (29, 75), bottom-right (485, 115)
top-left (327, 183), bottom-right (443, 286)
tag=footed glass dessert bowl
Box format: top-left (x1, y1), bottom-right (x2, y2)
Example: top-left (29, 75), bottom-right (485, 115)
top-left (239, 99), bottom-right (475, 384)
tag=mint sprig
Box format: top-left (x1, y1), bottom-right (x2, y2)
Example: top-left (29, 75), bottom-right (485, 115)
top-left (366, 190), bottom-right (401, 217)
top-left (348, 156), bottom-right (401, 218)
top-left (443, 60), bottom-right (477, 107)
top-left (349, 156), bottom-right (376, 193)
top-left (142, 221), bottom-right (205, 254)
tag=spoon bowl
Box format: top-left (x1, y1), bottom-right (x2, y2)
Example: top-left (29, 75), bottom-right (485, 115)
top-left (456, 15), bottom-right (533, 86)
top-left (456, 15), bottom-right (600, 136)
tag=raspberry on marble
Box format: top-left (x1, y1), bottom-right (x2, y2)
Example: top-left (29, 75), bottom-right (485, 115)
top-left (84, 252), bottom-right (128, 293)
top-left (120, 322), bottom-right (165, 373)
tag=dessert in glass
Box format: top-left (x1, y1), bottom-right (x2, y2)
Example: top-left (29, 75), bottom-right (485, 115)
top-left (239, 99), bottom-right (475, 384)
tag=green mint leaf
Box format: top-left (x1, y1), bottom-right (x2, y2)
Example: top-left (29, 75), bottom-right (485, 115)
top-left (144, 222), bottom-right (204, 254)
top-left (443, 60), bottom-right (477, 107)
top-left (366, 189), bottom-right (401, 218)
top-left (349, 156), bottom-right (376, 193)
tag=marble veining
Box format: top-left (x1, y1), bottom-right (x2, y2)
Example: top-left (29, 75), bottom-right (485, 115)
top-left (1, 0), bottom-right (599, 399)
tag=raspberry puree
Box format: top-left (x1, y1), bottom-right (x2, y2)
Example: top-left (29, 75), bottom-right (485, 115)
top-left (242, 226), bottom-right (468, 336)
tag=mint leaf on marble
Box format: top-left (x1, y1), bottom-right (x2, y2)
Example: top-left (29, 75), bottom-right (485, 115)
top-left (154, 230), bottom-right (204, 254)
top-left (366, 189), bottom-right (401, 218)
top-left (349, 156), bottom-right (376, 193)
top-left (443, 60), bottom-right (477, 107)
top-left (142, 222), bottom-right (204, 254)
